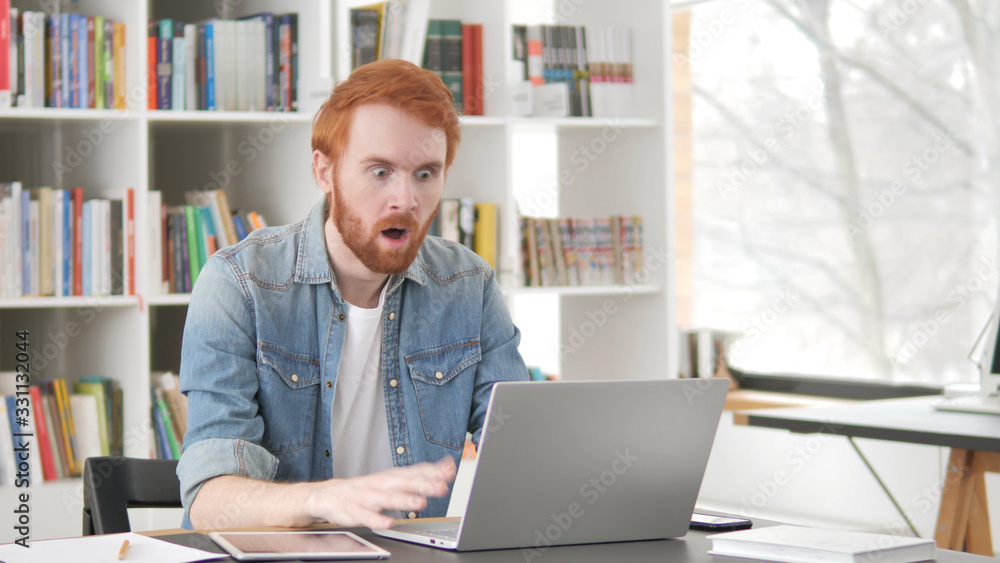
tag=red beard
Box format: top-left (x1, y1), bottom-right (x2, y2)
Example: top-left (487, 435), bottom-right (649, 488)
top-left (332, 187), bottom-right (437, 274)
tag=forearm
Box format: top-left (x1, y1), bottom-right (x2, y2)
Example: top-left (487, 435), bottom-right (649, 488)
top-left (189, 475), bottom-right (319, 530)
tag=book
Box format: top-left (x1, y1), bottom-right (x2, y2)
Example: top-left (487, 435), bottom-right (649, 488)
top-left (473, 203), bottom-right (497, 270)
top-left (68, 393), bottom-right (102, 464)
top-left (73, 379), bottom-right (109, 456)
top-left (27, 386), bottom-right (58, 481)
top-left (707, 525), bottom-right (936, 563)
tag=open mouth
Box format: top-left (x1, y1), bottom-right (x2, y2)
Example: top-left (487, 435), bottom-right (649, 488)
top-left (382, 228), bottom-right (407, 240)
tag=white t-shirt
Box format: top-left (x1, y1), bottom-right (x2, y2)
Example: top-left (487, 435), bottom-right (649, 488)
top-left (330, 283), bottom-right (394, 479)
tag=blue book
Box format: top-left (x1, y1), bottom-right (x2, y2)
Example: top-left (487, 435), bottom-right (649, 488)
top-left (47, 15), bottom-right (60, 107)
top-left (240, 13), bottom-right (275, 110)
top-left (60, 13), bottom-right (71, 108)
top-left (172, 36), bottom-right (185, 111)
top-left (232, 213), bottom-right (249, 241)
top-left (61, 190), bottom-right (72, 296)
top-left (82, 201), bottom-right (92, 296)
top-left (77, 14), bottom-right (89, 109)
top-left (205, 22), bottom-right (216, 111)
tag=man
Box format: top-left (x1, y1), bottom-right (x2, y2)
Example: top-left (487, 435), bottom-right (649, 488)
top-left (177, 59), bottom-right (528, 531)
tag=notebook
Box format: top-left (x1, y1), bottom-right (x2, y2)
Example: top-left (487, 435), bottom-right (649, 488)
top-left (373, 378), bottom-right (729, 551)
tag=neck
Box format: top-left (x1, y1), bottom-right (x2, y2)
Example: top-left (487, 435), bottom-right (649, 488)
top-left (325, 218), bottom-right (390, 308)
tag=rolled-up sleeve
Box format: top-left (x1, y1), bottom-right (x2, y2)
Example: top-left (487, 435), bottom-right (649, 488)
top-left (176, 255), bottom-right (278, 519)
top-left (468, 269), bottom-right (529, 445)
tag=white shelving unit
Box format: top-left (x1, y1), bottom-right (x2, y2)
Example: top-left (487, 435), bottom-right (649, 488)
top-left (0, 0), bottom-right (675, 541)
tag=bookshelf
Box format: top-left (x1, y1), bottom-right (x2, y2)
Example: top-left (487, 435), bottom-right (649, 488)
top-left (0, 0), bottom-right (675, 541)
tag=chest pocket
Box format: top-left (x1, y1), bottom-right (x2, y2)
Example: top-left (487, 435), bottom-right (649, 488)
top-left (257, 342), bottom-right (321, 454)
top-left (405, 338), bottom-right (481, 450)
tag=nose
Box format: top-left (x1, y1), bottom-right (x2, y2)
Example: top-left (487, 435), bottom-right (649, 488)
top-left (388, 174), bottom-right (418, 213)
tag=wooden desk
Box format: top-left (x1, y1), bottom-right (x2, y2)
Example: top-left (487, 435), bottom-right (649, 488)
top-left (736, 396), bottom-right (1000, 556)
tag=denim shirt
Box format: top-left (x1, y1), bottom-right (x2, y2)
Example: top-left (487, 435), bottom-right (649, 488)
top-left (176, 197), bottom-right (527, 526)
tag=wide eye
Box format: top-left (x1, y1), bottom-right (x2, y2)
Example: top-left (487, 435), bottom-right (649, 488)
top-left (373, 166), bottom-right (390, 178)
top-left (416, 168), bottom-right (434, 180)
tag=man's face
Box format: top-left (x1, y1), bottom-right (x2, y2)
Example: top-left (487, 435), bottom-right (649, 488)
top-left (327, 103), bottom-right (447, 274)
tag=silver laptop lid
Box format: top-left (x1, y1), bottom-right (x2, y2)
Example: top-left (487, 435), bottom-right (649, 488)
top-left (455, 378), bottom-right (729, 551)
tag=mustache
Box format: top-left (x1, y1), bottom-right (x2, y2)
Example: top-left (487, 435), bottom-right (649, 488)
top-left (375, 213), bottom-right (420, 232)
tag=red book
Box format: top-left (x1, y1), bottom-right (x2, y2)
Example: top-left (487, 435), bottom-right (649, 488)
top-left (461, 24), bottom-right (474, 116)
top-left (72, 187), bottom-right (84, 295)
top-left (87, 16), bottom-right (96, 108)
top-left (125, 187), bottom-right (135, 295)
top-left (0, 0), bottom-right (9, 105)
top-left (471, 24), bottom-right (483, 115)
top-left (147, 22), bottom-right (158, 109)
top-left (28, 387), bottom-right (59, 481)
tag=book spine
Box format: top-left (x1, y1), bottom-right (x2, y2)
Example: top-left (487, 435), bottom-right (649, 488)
top-left (86, 16), bottom-right (94, 108)
top-left (28, 387), bottom-right (57, 481)
top-left (125, 188), bottom-right (134, 295)
top-left (112, 22), bottom-right (125, 109)
top-left (93, 16), bottom-right (104, 109)
top-left (147, 21), bottom-right (157, 109)
top-left (0, 0), bottom-right (10, 108)
top-left (440, 20), bottom-right (462, 113)
top-left (204, 22), bottom-right (215, 110)
top-left (157, 19), bottom-right (172, 110)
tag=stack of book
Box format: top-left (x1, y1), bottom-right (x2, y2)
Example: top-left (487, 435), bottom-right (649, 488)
top-left (0, 7), bottom-right (127, 109)
top-left (150, 372), bottom-right (187, 461)
top-left (519, 215), bottom-right (644, 288)
top-left (429, 198), bottom-right (498, 271)
top-left (148, 14), bottom-right (298, 112)
top-left (348, 2), bottom-right (485, 116)
top-left (0, 183), bottom-right (135, 298)
top-left (512, 25), bottom-right (634, 118)
top-left (147, 189), bottom-right (267, 295)
top-left (423, 20), bottom-right (484, 115)
top-left (0, 376), bottom-right (122, 483)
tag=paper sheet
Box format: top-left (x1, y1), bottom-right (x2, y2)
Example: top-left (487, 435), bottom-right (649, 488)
top-left (0, 532), bottom-right (227, 563)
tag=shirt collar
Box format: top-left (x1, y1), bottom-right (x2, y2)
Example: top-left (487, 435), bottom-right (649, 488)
top-left (295, 196), bottom-right (427, 288)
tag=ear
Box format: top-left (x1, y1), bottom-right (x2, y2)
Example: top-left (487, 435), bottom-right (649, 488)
top-left (313, 150), bottom-right (334, 195)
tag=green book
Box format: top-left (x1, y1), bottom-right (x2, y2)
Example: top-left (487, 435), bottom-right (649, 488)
top-left (94, 16), bottom-right (105, 109)
top-left (440, 20), bottom-right (463, 113)
top-left (184, 205), bottom-right (203, 287)
top-left (154, 388), bottom-right (182, 459)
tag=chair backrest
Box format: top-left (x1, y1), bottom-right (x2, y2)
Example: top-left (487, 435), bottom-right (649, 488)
top-left (82, 457), bottom-right (181, 535)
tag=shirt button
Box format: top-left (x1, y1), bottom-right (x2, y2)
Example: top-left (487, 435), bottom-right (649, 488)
top-left (435, 371), bottom-right (444, 380)
top-left (326, 381), bottom-right (333, 389)
top-left (338, 313), bottom-right (346, 322)
top-left (291, 374), bottom-right (299, 383)
top-left (389, 379), bottom-right (398, 387)
top-left (325, 450), bottom-right (330, 457)
top-left (389, 312), bottom-right (395, 321)
top-left (396, 446), bottom-right (405, 455)
top-left (407, 512), bottom-right (417, 519)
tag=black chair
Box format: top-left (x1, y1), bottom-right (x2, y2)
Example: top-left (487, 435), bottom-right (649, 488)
top-left (82, 457), bottom-right (181, 535)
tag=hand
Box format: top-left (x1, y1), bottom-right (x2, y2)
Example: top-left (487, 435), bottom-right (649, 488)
top-left (304, 456), bottom-right (457, 529)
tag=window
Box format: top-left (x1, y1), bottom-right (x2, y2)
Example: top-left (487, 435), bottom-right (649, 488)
top-left (682, 0), bottom-right (999, 385)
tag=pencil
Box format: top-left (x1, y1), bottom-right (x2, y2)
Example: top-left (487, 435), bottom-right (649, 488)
top-left (117, 539), bottom-right (130, 560)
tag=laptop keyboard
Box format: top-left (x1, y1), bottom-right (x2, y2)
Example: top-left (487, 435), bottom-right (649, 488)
top-left (419, 528), bottom-right (459, 541)
top-left (935, 394), bottom-right (1000, 415)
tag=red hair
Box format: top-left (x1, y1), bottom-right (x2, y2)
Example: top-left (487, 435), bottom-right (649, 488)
top-left (312, 59), bottom-right (462, 173)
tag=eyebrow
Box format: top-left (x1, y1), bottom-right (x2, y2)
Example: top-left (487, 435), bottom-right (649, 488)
top-left (360, 156), bottom-right (445, 170)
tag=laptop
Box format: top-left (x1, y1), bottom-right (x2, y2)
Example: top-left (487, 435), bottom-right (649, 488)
top-left (373, 378), bottom-right (729, 551)
top-left (935, 297), bottom-right (1000, 415)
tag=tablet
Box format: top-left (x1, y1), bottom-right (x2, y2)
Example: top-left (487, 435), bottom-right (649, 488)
top-left (208, 530), bottom-right (390, 560)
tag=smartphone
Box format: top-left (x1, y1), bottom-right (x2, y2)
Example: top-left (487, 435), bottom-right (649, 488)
top-left (689, 512), bottom-right (753, 532)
